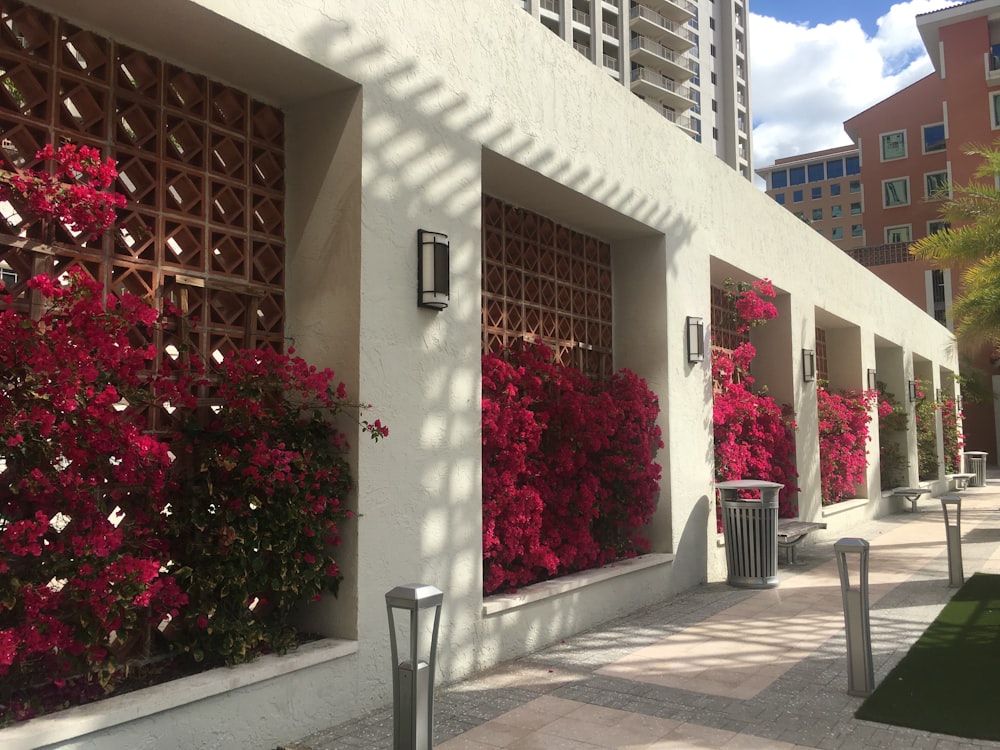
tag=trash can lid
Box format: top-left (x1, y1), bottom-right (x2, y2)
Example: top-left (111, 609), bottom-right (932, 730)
top-left (715, 479), bottom-right (784, 490)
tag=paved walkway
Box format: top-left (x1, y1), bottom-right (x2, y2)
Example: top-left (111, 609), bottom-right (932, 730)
top-left (291, 475), bottom-right (1000, 749)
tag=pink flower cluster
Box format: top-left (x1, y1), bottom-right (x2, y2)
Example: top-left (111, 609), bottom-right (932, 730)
top-left (3, 143), bottom-right (127, 240)
top-left (817, 387), bottom-right (878, 505)
top-left (0, 268), bottom-right (385, 719)
top-left (482, 343), bottom-right (662, 595)
top-left (713, 280), bottom-right (799, 523)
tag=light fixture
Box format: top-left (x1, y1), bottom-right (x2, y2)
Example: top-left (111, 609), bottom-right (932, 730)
top-left (936, 388), bottom-right (943, 402)
top-left (867, 369), bottom-right (877, 391)
top-left (686, 316), bottom-right (705, 363)
top-left (908, 380), bottom-right (918, 402)
top-left (417, 229), bottom-right (449, 310)
top-left (802, 349), bottom-right (816, 382)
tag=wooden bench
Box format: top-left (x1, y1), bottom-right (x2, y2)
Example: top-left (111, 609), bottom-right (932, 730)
top-left (777, 519), bottom-right (827, 564)
top-left (950, 473), bottom-right (976, 491)
top-left (892, 486), bottom-right (931, 512)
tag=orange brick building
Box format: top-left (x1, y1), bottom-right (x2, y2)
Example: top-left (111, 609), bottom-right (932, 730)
top-left (758, 0), bottom-right (1000, 463)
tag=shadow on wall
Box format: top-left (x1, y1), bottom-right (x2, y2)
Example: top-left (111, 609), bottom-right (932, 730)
top-left (291, 7), bottom-right (703, 678)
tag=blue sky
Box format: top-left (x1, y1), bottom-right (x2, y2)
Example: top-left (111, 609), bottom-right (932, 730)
top-left (752, 0), bottom-right (896, 38)
top-left (748, 0), bottom-right (962, 179)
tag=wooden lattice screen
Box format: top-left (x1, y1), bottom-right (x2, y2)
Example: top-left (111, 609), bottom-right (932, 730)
top-left (482, 195), bottom-right (613, 380)
top-left (710, 285), bottom-right (747, 353)
top-left (0, 1), bottom-right (285, 378)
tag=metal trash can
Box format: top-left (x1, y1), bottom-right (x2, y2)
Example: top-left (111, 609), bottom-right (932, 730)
top-left (716, 480), bottom-right (783, 588)
top-left (965, 451), bottom-right (988, 487)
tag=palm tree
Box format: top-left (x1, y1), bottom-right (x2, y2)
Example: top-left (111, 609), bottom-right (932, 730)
top-left (911, 141), bottom-right (1000, 346)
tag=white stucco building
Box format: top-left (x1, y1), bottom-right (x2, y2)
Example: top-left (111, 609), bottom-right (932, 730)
top-left (1, 1), bottom-right (957, 749)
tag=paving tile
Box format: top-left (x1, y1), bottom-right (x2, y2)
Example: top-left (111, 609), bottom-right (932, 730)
top-left (294, 485), bottom-right (1000, 750)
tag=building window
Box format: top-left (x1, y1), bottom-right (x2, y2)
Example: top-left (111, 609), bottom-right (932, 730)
top-left (846, 156), bottom-right (861, 175)
top-left (831, 205), bottom-right (842, 218)
top-left (930, 268), bottom-right (948, 326)
top-left (883, 177), bottom-right (910, 207)
top-left (928, 220), bottom-right (950, 234)
top-left (815, 228), bottom-right (824, 236)
top-left (925, 170), bottom-right (949, 199)
top-left (808, 163), bottom-right (824, 182)
top-left (851, 224), bottom-right (863, 237)
top-left (886, 225), bottom-right (911, 243)
top-left (849, 180), bottom-right (861, 193)
top-left (712, 127), bottom-right (719, 140)
top-left (775, 193), bottom-right (786, 205)
top-left (831, 227), bottom-right (844, 240)
top-left (0, 265), bottom-right (16, 286)
top-left (711, 71), bottom-right (717, 84)
top-left (850, 202), bottom-right (862, 215)
top-left (811, 186), bottom-right (822, 199)
top-left (712, 99), bottom-right (718, 112)
top-left (812, 208), bottom-right (823, 221)
top-left (991, 91), bottom-right (1000, 129)
top-left (793, 210), bottom-right (806, 220)
top-left (827, 159), bottom-right (845, 179)
top-left (792, 189), bottom-right (803, 203)
top-left (709, 17), bottom-right (715, 29)
top-left (771, 170), bottom-right (788, 189)
top-left (789, 166), bottom-right (806, 185)
top-left (923, 123), bottom-right (946, 152)
top-left (710, 44), bottom-right (716, 57)
top-left (830, 183), bottom-right (841, 196)
top-left (881, 130), bottom-right (907, 160)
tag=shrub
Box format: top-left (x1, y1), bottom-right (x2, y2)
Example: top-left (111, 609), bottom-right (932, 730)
top-left (876, 382), bottom-right (908, 488)
top-left (712, 280), bottom-right (799, 522)
top-left (481, 342), bottom-right (662, 595)
top-left (914, 379), bottom-right (940, 481)
top-left (817, 387), bottom-right (877, 505)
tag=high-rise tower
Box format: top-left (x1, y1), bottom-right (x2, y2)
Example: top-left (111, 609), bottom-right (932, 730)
top-left (520, 0), bottom-right (753, 179)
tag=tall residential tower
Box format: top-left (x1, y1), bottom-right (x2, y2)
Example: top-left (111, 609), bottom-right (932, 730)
top-left (521, 0), bottom-right (753, 179)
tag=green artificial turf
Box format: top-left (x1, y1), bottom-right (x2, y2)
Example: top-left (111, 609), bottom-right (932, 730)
top-left (855, 573), bottom-right (1000, 740)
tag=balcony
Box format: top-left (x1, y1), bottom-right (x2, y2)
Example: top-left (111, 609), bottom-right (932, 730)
top-left (645, 100), bottom-right (697, 136)
top-left (540, 0), bottom-right (558, 14)
top-left (987, 47), bottom-right (1000, 84)
top-left (572, 8), bottom-right (590, 26)
top-left (602, 21), bottom-right (619, 40)
top-left (630, 4), bottom-right (697, 51)
top-left (630, 66), bottom-right (696, 110)
top-left (630, 34), bottom-right (696, 81)
top-left (643, 0), bottom-right (697, 24)
top-left (574, 42), bottom-right (591, 58)
top-left (603, 53), bottom-right (620, 71)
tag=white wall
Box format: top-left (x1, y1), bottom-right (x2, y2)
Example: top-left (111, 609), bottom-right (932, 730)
top-left (11, 1), bottom-right (960, 748)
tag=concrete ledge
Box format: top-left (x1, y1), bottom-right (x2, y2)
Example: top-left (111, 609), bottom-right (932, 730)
top-left (821, 497), bottom-right (870, 518)
top-left (0, 638), bottom-right (358, 750)
top-left (482, 553), bottom-right (675, 616)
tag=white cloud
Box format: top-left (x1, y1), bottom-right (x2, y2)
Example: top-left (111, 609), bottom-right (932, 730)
top-left (749, 0), bottom-right (960, 182)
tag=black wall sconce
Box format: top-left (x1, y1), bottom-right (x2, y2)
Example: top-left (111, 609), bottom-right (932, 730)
top-left (686, 316), bottom-right (705, 363)
top-left (802, 349), bottom-right (816, 382)
top-left (936, 388), bottom-right (943, 402)
top-left (417, 229), bottom-right (449, 310)
top-left (908, 380), bottom-right (918, 402)
top-left (867, 369), bottom-right (878, 391)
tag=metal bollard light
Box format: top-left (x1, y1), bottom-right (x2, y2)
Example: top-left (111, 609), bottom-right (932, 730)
top-left (941, 495), bottom-right (964, 587)
top-left (386, 584), bottom-right (444, 750)
top-left (834, 538), bottom-right (874, 697)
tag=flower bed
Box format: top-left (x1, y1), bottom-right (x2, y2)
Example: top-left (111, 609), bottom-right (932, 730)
top-left (0, 145), bottom-right (386, 724)
top-left (817, 387), bottom-right (877, 505)
top-left (712, 279), bottom-right (799, 523)
top-left (481, 342), bottom-right (662, 595)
